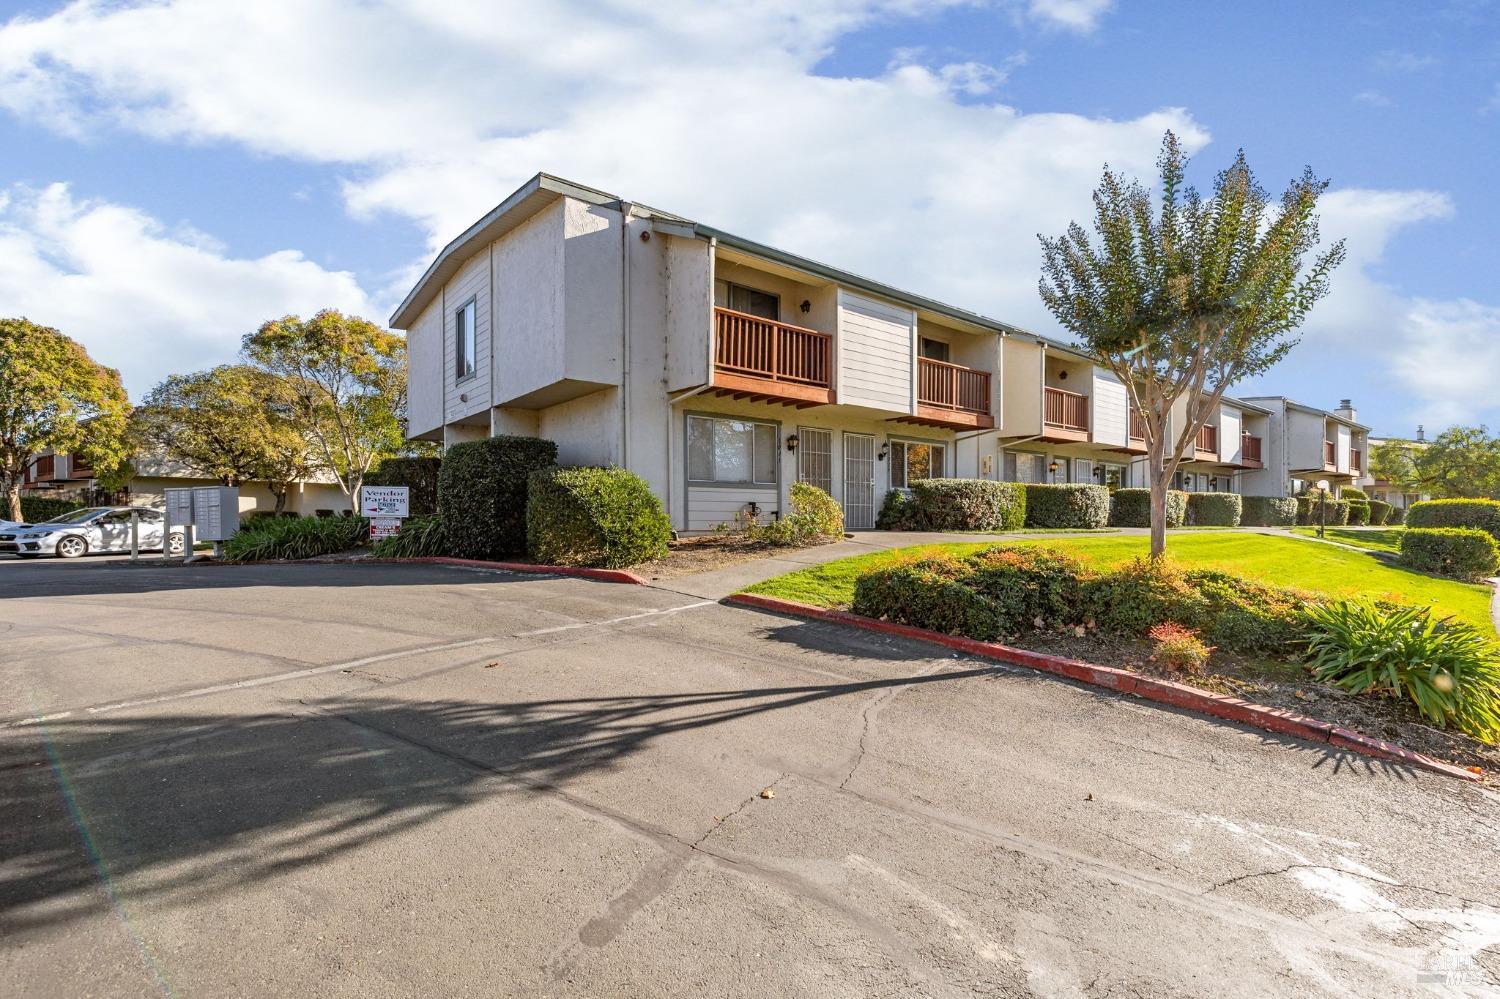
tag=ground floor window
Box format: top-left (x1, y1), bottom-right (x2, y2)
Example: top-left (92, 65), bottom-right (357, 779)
top-left (687, 415), bottom-right (777, 485)
top-left (890, 439), bottom-right (947, 489)
top-left (1101, 463), bottom-right (1125, 491)
top-left (1004, 451), bottom-right (1047, 483)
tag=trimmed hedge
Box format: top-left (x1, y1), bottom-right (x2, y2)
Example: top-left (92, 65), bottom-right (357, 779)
top-left (878, 479), bottom-right (1026, 532)
top-left (1109, 488), bottom-right (1187, 528)
top-left (851, 546), bottom-right (1308, 655)
top-left (526, 466), bottom-right (670, 568)
top-left (1388, 505), bottom-right (1407, 525)
top-left (1296, 495), bottom-right (1350, 527)
top-left (1398, 527), bottom-right (1500, 582)
top-left (1346, 500), bottom-right (1371, 526)
top-left (1367, 500), bottom-right (1392, 526)
top-left (439, 435), bottom-right (557, 559)
top-left (1186, 492), bottom-right (1242, 527)
top-left (1023, 484), bottom-right (1110, 529)
top-left (1341, 487), bottom-right (1368, 501)
top-left (1240, 496), bottom-right (1297, 527)
top-left (1406, 499), bottom-right (1500, 541)
top-left (18, 496), bottom-right (86, 523)
top-left (366, 457), bottom-right (442, 517)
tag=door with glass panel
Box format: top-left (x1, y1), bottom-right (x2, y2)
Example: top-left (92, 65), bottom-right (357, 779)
top-left (797, 428), bottom-right (833, 494)
top-left (843, 433), bottom-right (876, 529)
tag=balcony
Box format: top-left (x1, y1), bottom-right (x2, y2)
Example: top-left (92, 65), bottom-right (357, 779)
top-left (1351, 448), bottom-right (1362, 474)
top-left (1194, 425), bottom-right (1219, 460)
top-left (1041, 386), bottom-right (1089, 442)
top-left (912, 357), bottom-right (993, 429)
top-left (1323, 440), bottom-right (1337, 471)
top-left (1240, 433), bottom-right (1263, 468)
top-left (711, 307), bottom-right (834, 407)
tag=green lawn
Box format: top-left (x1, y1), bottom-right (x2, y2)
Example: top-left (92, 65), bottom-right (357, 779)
top-left (1290, 526), bottom-right (1404, 553)
top-left (744, 532), bottom-right (1495, 634)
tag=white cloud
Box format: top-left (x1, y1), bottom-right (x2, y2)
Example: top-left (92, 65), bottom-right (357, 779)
top-left (1025, 0), bottom-right (1115, 32)
top-left (1391, 300), bottom-right (1500, 427)
top-left (0, 183), bottom-right (375, 398)
top-left (1353, 89), bottom-right (1393, 108)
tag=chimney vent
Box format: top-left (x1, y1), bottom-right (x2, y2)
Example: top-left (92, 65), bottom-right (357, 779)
top-left (1417, 425), bottom-right (1426, 442)
top-left (1338, 399), bottom-right (1352, 410)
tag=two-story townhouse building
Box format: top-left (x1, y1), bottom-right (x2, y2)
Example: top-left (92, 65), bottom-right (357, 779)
top-left (394, 174), bottom-right (1367, 530)
top-left (1358, 427), bottom-right (1429, 512)
top-left (1236, 397), bottom-right (1371, 499)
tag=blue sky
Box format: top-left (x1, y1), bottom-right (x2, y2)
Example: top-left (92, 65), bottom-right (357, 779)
top-left (1, 0), bottom-right (1496, 437)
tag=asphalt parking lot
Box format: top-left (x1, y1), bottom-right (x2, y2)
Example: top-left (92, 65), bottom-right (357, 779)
top-left (1, 558), bottom-right (1497, 997)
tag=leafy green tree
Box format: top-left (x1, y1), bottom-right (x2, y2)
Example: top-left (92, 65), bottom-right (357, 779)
top-left (1039, 133), bottom-right (1345, 556)
top-left (1372, 427), bottom-right (1500, 500)
top-left (0, 318), bottom-right (130, 521)
top-left (132, 365), bottom-right (318, 513)
top-left (242, 310), bottom-right (407, 503)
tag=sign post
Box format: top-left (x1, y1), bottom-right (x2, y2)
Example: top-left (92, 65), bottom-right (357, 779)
top-left (359, 486), bottom-right (409, 544)
top-left (129, 508), bottom-right (140, 563)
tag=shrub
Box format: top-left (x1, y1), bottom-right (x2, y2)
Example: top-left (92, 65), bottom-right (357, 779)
top-left (439, 435), bottom-right (557, 559)
top-left (1186, 492), bottom-right (1242, 527)
top-left (901, 479), bottom-right (1026, 532)
top-left (1406, 499), bottom-right (1500, 541)
top-left (366, 457), bottom-right (442, 517)
top-left (1080, 556), bottom-right (1200, 635)
top-left (852, 555), bottom-right (1004, 640)
top-left (1301, 600), bottom-right (1500, 743)
top-left (1341, 486), bottom-right (1368, 501)
top-left (225, 515), bottom-right (370, 561)
top-left (1240, 496), bottom-right (1297, 527)
top-left (371, 515), bottom-right (448, 558)
top-left (526, 466), bottom-right (670, 568)
top-left (876, 489), bottom-right (919, 530)
top-left (1367, 500), bottom-right (1392, 526)
top-left (18, 496), bottom-right (84, 523)
top-left (1148, 623), bottom-right (1214, 673)
top-left (1388, 506), bottom-right (1407, 525)
top-left (1023, 484), bottom-right (1110, 529)
top-left (243, 510), bottom-right (299, 524)
top-left (1108, 488), bottom-right (1187, 528)
top-left (1346, 500), bottom-right (1371, 526)
top-left (1398, 527), bottom-right (1500, 582)
top-left (1300, 495), bottom-right (1349, 526)
top-left (750, 483), bottom-right (844, 547)
top-left (1180, 569), bottom-right (1307, 655)
top-left (961, 545), bottom-right (1093, 634)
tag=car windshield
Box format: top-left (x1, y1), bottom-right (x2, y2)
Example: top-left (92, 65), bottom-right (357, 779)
top-left (39, 507), bottom-right (109, 525)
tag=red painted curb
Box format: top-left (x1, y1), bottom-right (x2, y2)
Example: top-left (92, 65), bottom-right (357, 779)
top-left (373, 557), bottom-right (645, 584)
top-left (726, 593), bottom-right (1482, 783)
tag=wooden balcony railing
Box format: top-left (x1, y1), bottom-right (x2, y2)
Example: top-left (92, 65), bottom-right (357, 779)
top-left (1241, 433), bottom-right (1262, 464)
top-left (1044, 386), bottom-right (1089, 433)
top-left (1323, 440), bottom-right (1336, 468)
top-left (29, 454), bottom-right (55, 482)
top-left (713, 307), bottom-right (832, 389)
top-left (917, 357), bottom-right (990, 415)
top-left (1195, 425), bottom-right (1219, 457)
top-left (1128, 409), bottom-right (1146, 443)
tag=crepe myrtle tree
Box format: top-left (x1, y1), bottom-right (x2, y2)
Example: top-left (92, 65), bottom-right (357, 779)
top-left (1039, 132), bottom-right (1346, 557)
top-left (0, 318), bottom-right (130, 522)
top-left (242, 310), bottom-right (407, 505)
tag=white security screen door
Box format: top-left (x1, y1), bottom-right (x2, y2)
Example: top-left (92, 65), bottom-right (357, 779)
top-left (797, 428), bottom-right (833, 494)
top-left (843, 433), bottom-right (876, 529)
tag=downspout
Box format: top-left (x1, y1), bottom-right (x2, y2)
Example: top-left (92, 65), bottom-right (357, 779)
top-left (619, 202), bottom-right (633, 470)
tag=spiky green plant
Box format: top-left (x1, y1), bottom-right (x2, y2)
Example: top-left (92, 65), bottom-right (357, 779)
top-left (371, 515), bottom-right (447, 558)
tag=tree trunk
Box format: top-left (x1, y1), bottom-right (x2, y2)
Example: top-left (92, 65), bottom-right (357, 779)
top-left (272, 484), bottom-right (289, 515)
top-left (4, 479), bottom-right (20, 523)
top-left (1149, 467), bottom-right (1169, 559)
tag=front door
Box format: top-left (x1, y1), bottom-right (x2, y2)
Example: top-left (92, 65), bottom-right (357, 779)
top-left (843, 432), bottom-right (876, 529)
top-left (797, 428), bottom-right (833, 494)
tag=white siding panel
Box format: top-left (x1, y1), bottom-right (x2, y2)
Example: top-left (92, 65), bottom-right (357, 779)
top-left (838, 290), bottom-right (914, 414)
top-left (406, 301), bottom-right (443, 437)
top-left (1219, 406), bottom-right (1242, 463)
top-left (443, 250), bottom-right (492, 424)
top-left (495, 200), bottom-right (566, 404)
top-left (1336, 423), bottom-right (1352, 474)
top-left (687, 487), bottom-right (777, 532)
top-left (1091, 367), bottom-right (1128, 447)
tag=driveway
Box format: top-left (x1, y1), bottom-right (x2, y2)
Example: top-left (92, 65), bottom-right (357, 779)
top-left (1, 559), bottom-right (1496, 997)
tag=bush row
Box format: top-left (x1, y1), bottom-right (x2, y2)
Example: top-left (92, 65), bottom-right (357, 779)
top-left (852, 546), bottom-right (1308, 655)
top-left (1296, 495), bottom-right (1350, 527)
top-left (1398, 527), bottom-right (1500, 582)
top-left (1186, 492), bottom-right (1242, 527)
top-left (18, 496), bottom-right (84, 523)
top-left (1240, 496), bottom-right (1298, 527)
top-left (1023, 484), bottom-right (1111, 529)
top-left (439, 435), bottom-right (558, 559)
top-left (1108, 488), bottom-right (1188, 528)
top-left (1367, 499), bottom-right (1393, 525)
top-left (877, 479), bottom-right (1025, 531)
top-left (1406, 499), bottom-right (1500, 541)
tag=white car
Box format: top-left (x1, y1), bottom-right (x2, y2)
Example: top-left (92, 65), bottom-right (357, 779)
top-left (0, 507), bottom-right (186, 559)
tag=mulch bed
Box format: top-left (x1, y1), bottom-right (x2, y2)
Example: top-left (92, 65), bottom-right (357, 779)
top-left (635, 534), bottom-right (824, 582)
top-left (1009, 629), bottom-right (1498, 773)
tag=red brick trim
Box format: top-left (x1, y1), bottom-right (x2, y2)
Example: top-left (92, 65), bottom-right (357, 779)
top-left (726, 593), bottom-right (1482, 783)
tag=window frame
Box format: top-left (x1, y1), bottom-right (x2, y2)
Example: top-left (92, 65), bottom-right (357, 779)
top-left (889, 437), bottom-right (948, 490)
top-left (918, 337), bottom-right (951, 363)
top-left (454, 296), bottom-right (478, 383)
top-left (685, 413), bottom-right (781, 488)
top-left (724, 282), bottom-right (780, 321)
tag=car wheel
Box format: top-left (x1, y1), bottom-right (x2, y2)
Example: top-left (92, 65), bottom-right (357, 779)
top-left (55, 535), bottom-right (88, 559)
top-left (165, 532), bottom-right (185, 557)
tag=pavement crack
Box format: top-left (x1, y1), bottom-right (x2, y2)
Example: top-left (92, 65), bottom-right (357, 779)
top-left (693, 774), bottom-right (787, 848)
top-left (1203, 865), bottom-right (1495, 910)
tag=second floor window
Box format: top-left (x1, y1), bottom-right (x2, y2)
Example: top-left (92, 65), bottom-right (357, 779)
top-left (726, 283), bottom-right (779, 321)
top-left (455, 299), bottom-right (476, 381)
top-left (919, 337), bottom-right (950, 362)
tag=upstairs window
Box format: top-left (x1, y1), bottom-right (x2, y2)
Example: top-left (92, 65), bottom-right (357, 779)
top-left (726, 283), bottom-right (780, 321)
top-left (919, 337), bottom-right (951, 362)
top-left (455, 298), bottom-right (477, 381)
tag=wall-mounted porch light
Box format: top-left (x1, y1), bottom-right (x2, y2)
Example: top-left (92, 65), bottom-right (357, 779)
top-left (785, 433), bottom-right (800, 452)
top-left (877, 442), bottom-right (890, 462)
top-left (800, 300), bottom-right (811, 314)
top-left (1048, 460), bottom-right (1060, 475)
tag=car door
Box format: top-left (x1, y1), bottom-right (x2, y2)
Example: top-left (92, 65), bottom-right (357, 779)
top-left (135, 509), bottom-right (165, 550)
top-left (95, 511), bottom-right (132, 551)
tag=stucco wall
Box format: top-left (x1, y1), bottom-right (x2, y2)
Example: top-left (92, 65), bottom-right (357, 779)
top-left (1001, 338), bottom-right (1042, 435)
top-left (666, 236), bottom-right (713, 392)
top-left (538, 388), bottom-right (622, 469)
top-left (406, 299), bottom-right (444, 439)
top-left (1219, 405), bottom-right (1243, 463)
top-left (494, 199), bottom-right (566, 404)
top-left (562, 200), bottom-right (624, 390)
top-left (126, 477), bottom-right (352, 516)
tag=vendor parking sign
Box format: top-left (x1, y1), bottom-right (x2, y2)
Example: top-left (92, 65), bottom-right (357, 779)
top-left (359, 486), bottom-right (409, 518)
